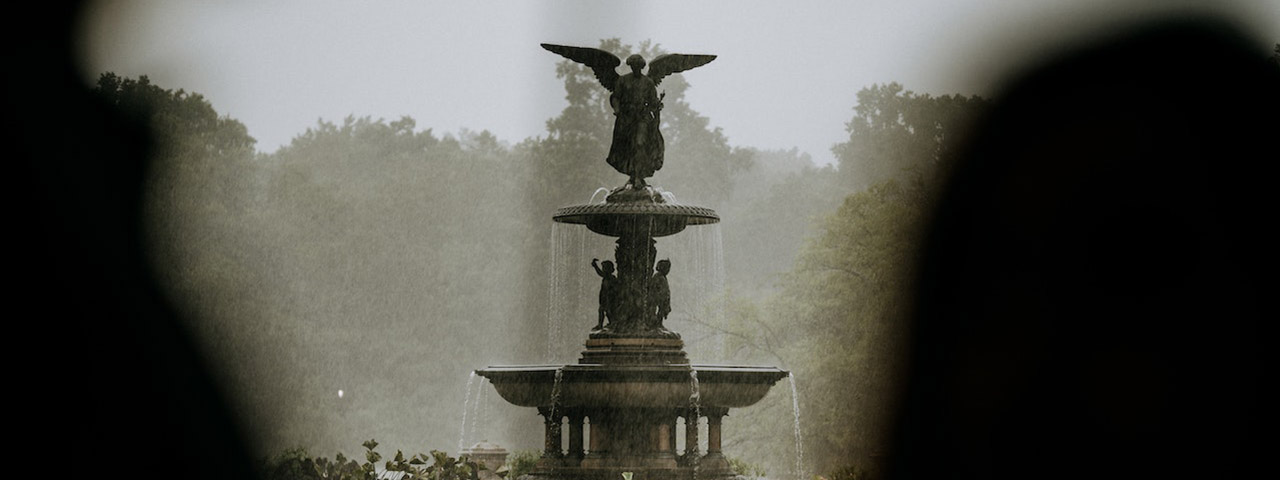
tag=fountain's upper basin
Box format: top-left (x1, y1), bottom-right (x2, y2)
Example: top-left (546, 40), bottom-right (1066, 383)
top-left (553, 203), bottom-right (719, 237)
top-left (476, 364), bottom-right (786, 409)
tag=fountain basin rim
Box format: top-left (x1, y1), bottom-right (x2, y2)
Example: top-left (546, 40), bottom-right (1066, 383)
top-left (477, 364), bottom-right (785, 374)
top-left (553, 203), bottom-right (720, 223)
top-left (553, 203), bottom-right (720, 237)
top-left (475, 364), bottom-right (788, 409)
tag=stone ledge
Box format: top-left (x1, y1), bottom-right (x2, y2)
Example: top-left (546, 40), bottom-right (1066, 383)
top-left (584, 337), bottom-right (685, 348)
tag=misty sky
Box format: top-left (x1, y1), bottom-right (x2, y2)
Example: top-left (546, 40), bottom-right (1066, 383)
top-left (79, 0), bottom-right (1276, 166)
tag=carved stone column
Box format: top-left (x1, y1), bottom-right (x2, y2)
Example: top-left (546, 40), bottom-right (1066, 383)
top-left (669, 416), bottom-right (678, 457)
top-left (682, 412), bottom-right (700, 465)
top-left (536, 407), bottom-right (563, 469)
top-left (656, 421), bottom-right (673, 455)
top-left (699, 409), bottom-right (730, 472)
top-left (707, 413), bottom-right (722, 455)
top-left (582, 412), bottom-right (608, 468)
top-left (567, 412), bottom-right (585, 465)
top-left (648, 415), bottom-right (677, 468)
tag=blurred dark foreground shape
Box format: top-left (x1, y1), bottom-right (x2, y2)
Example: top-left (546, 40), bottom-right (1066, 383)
top-left (887, 18), bottom-right (1276, 480)
top-left (9, 2), bottom-right (261, 479)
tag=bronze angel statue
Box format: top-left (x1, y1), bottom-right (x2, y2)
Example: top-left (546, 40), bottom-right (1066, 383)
top-left (541, 43), bottom-right (716, 189)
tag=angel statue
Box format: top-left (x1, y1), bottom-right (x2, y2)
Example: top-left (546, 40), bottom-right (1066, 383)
top-left (541, 43), bottom-right (716, 189)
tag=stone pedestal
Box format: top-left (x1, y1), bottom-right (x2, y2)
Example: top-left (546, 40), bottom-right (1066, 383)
top-left (461, 441), bottom-right (509, 480)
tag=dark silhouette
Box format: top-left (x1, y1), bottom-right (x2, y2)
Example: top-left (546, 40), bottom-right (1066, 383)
top-left (649, 259), bottom-right (672, 331)
top-left (10, 3), bottom-right (260, 479)
top-left (608, 54), bottom-right (665, 188)
top-left (590, 258), bottom-right (618, 330)
top-left (540, 43), bottom-right (716, 188)
top-left (887, 18), bottom-right (1276, 480)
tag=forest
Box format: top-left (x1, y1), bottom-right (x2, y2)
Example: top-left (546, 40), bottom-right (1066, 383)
top-left (95, 39), bottom-right (989, 480)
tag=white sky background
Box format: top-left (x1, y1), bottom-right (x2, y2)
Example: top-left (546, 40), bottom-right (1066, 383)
top-left (78, 0), bottom-right (1276, 166)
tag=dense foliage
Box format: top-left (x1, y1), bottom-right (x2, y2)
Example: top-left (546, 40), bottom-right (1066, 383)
top-left (711, 85), bottom-right (987, 478)
top-left (261, 440), bottom-right (481, 480)
top-left (501, 450), bottom-right (540, 480)
top-left (832, 83), bottom-right (985, 190)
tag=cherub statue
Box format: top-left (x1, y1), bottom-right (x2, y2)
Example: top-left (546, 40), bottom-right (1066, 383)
top-left (591, 258), bottom-right (618, 330)
top-left (541, 43), bottom-right (716, 189)
top-left (649, 259), bottom-right (672, 332)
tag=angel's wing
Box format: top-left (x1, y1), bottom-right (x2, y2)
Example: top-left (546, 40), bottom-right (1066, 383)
top-left (540, 43), bottom-right (621, 92)
top-left (646, 54), bottom-right (717, 86)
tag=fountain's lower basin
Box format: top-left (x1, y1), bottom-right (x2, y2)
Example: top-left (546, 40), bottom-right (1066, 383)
top-left (478, 363), bottom-right (787, 479)
top-left (477, 364), bottom-right (787, 409)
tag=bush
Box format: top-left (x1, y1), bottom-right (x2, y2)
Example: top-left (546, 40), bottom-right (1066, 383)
top-left (260, 440), bottom-right (480, 480)
top-left (503, 450), bottom-right (541, 479)
top-left (727, 456), bottom-right (767, 479)
top-left (823, 465), bottom-right (868, 480)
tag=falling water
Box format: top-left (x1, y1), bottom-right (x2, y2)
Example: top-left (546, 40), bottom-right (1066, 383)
top-left (589, 187), bottom-right (611, 204)
top-left (688, 368), bottom-right (702, 431)
top-left (549, 223), bottom-right (614, 361)
top-left (478, 378), bottom-right (491, 442)
top-left (479, 377), bottom-right (493, 434)
top-left (550, 367), bottom-right (565, 419)
top-left (710, 225), bottom-right (726, 360)
top-left (546, 226), bottom-right (559, 362)
top-left (788, 373), bottom-right (805, 480)
top-left (576, 226), bottom-right (587, 336)
top-left (688, 369), bottom-right (702, 414)
top-left (662, 223), bottom-right (726, 363)
top-left (686, 368), bottom-right (702, 480)
top-left (457, 371), bottom-right (477, 455)
top-left (467, 377), bottom-right (488, 448)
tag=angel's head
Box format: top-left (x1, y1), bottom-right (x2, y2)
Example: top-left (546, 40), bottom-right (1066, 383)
top-left (625, 54), bottom-right (646, 73)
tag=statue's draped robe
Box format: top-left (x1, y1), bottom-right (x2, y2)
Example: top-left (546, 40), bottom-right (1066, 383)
top-left (607, 73), bottom-right (664, 181)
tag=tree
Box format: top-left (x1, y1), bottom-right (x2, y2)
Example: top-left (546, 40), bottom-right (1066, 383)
top-left (721, 86), bottom-right (985, 296)
top-left (92, 73), bottom-right (259, 302)
top-left (92, 72), bottom-right (269, 384)
top-left (250, 115), bottom-right (538, 456)
top-left (94, 73), bottom-right (256, 161)
top-left (721, 156), bottom-right (842, 292)
top-left (719, 180), bottom-right (926, 479)
top-left (714, 84), bottom-right (986, 478)
top-left (832, 83), bottom-right (985, 191)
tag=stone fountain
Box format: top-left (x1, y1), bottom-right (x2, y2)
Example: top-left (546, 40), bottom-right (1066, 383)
top-left (476, 44), bottom-right (788, 480)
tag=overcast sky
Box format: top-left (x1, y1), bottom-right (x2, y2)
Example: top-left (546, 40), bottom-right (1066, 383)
top-left (79, 0), bottom-right (1276, 166)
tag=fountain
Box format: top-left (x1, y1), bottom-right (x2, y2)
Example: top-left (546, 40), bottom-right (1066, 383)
top-left (476, 43), bottom-right (788, 480)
